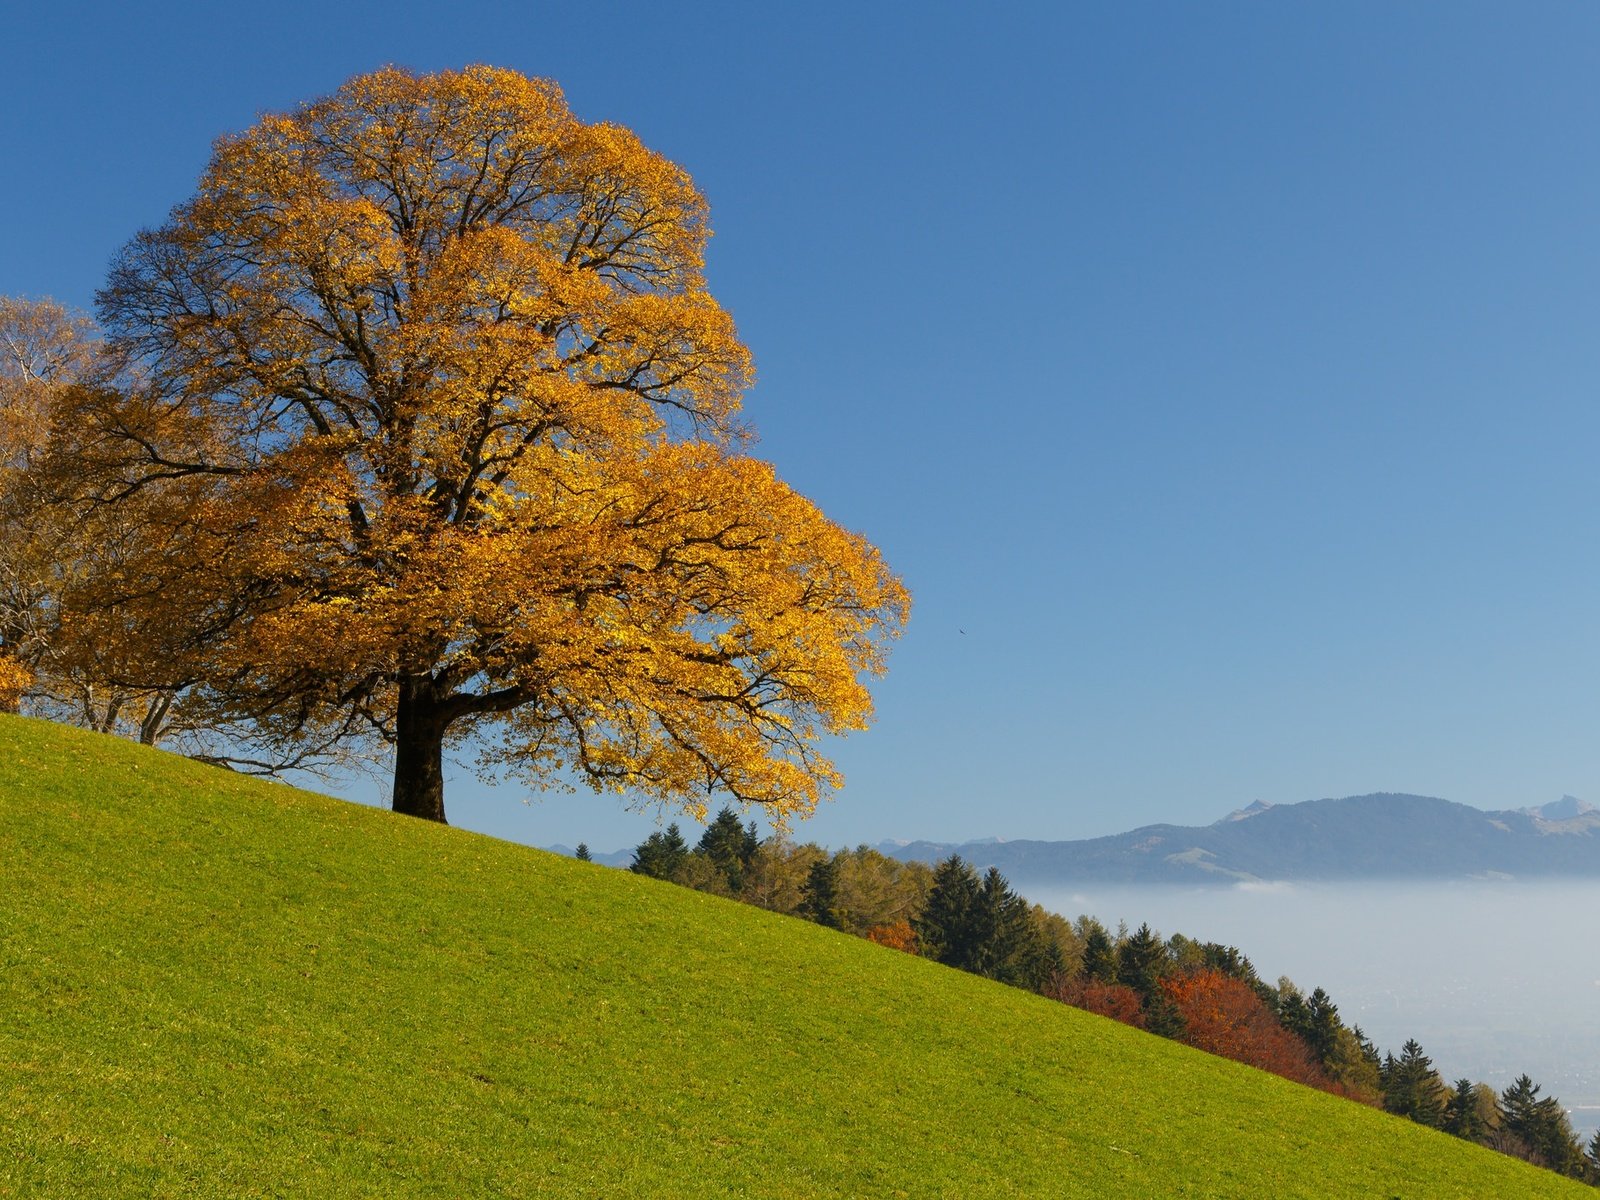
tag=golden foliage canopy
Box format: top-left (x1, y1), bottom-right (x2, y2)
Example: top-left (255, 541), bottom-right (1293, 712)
top-left (83, 66), bottom-right (907, 823)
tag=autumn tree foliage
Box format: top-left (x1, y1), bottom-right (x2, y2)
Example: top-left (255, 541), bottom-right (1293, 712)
top-left (64, 66), bottom-right (906, 823)
top-left (834, 846), bottom-right (934, 934)
top-left (0, 298), bottom-right (94, 715)
top-left (1158, 969), bottom-right (1333, 1089)
top-left (739, 836), bottom-right (829, 914)
top-left (0, 656), bottom-right (27, 713)
top-left (1044, 977), bottom-right (1147, 1030)
top-left (864, 920), bottom-right (918, 954)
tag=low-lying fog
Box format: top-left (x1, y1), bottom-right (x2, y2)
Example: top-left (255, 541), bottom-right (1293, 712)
top-left (1021, 879), bottom-right (1600, 1141)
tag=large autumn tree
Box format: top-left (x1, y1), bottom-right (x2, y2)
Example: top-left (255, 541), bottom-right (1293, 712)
top-left (74, 66), bottom-right (907, 823)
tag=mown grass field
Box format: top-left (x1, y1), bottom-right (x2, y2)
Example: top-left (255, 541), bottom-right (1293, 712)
top-left (1, 713), bottom-right (1588, 1197)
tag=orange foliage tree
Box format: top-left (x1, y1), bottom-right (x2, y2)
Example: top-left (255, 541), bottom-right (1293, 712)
top-left (1047, 977), bottom-right (1149, 1030)
top-left (72, 66), bottom-right (907, 822)
top-left (0, 296), bottom-right (162, 730)
top-left (864, 920), bottom-right (918, 954)
top-left (1159, 969), bottom-right (1332, 1089)
top-left (0, 298), bottom-right (89, 706)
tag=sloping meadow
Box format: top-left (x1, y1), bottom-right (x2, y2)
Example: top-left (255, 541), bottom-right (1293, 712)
top-left (1, 715), bottom-right (1587, 1197)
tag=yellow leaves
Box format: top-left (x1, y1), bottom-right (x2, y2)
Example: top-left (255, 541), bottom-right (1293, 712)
top-left (454, 440), bottom-right (909, 819)
top-left (79, 66), bottom-right (909, 825)
top-left (0, 654), bottom-right (32, 710)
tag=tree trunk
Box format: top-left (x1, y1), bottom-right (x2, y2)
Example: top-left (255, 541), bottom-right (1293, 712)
top-left (139, 690), bottom-right (174, 746)
top-left (392, 675), bottom-right (449, 823)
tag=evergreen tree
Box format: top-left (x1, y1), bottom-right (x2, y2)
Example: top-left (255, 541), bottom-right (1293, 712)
top-left (1443, 1077), bottom-right (1487, 1142)
top-left (1141, 987), bottom-right (1185, 1040)
top-left (630, 823), bottom-right (689, 880)
top-left (1499, 1073), bottom-right (1541, 1141)
top-left (1196, 942), bottom-right (1261, 988)
top-left (1303, 987), bottom-right (1342, 1067)
top-left (737, 819), bottom-right (761, 897)
top-left (1323, 1025), bottom-right (1382, 1099)
top-left (574, 842), bottom-right (592, 862)
top-left (1079, 923), bottom-right (1118, 983)
top-left (1036, 930), bottom-right (1068, 988)
top-left (967, 867), bottom-right (1047, 986)
top-left (1500, 1074), bottom-right (1585, 1176)
top-left (1115, 923), bottom-right (1168, 1000)
top-left (1350, 1025), bottom-right (1382, 1077)
top-left (696, 806), bottom-right (758, 892)
top-left (1383, 1039), bottom-right (1446, 1128)
top-left (798, 854), bottom-right (845, 929)
top-left (1030, 906), bottom-right (1084, 982)
top-left (914, 856), bottom-right (981, 968)
top-left (1274, 981), bottom-right (1310, 1039)
top-left (1270, 983), bottom-right (1349, 1080)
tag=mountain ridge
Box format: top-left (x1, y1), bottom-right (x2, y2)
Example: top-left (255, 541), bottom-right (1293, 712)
top-left (872, 792), bottom-right (1600, 885)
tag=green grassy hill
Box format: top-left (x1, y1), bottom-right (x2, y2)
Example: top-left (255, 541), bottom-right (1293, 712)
top-left (2, 714), bottom-right (1587, 1198)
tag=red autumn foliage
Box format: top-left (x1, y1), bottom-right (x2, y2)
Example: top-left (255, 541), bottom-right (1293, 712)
top-left (1046, 977), bottom-right (1148, 1030)
top-left (1159, 968), bottom-right (1333, 1089)
top-left (864, 920), bottom-right (918, 954)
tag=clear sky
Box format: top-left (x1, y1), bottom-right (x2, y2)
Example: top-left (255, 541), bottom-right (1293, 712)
top-left (7, 2), bottom-right (1600, 854)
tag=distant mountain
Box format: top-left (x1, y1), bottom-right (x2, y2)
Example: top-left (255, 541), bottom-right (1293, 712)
top-left (1519, 794), bottom-right (1598, 823)
top-left (545, 844), bottom-right (636, 869)
top-left (876, 794), bottom-right (1600, 885)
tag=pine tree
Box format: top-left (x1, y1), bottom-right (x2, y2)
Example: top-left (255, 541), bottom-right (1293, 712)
top-left (1031, 914), bottom-right (1070, 990)
top-left (1115, 923), bottom-right (1168, 1000)
top-left (1274, 982), bottom-right (1310, 1039)
top-left (574, 843), bottom-right (592, 862)
top-left (1350, 1025), bottom-right (1382, 1077)
top-left (967, 867), bottom-right (1047, 986)
top-left (742, 821), bottom-right (761, 892)
top-left (696, 806), bottom-right (757, 893)
top-left (1500, 1073), bottom-right (1543, 1159)
top-left (1383, 1039), bottom-right (1446, 1128)
top-left (1443, 1077), bottom-right (1487, 1142)
top-left (914, 856), bottom-right (981, 968)
top-left (1197, 942), bottom-right (1260, 988)
top-left (1079, 923), bottom-right (1117, 983)
top-left (630, 823), bottom-right (689, 880)
top-left (1500, 1074), bottom-right (1586, 1176)
top-left (1303, 987), bottom-right (1342, 1067)
top-left (798, 854), bottom-right (844, 929)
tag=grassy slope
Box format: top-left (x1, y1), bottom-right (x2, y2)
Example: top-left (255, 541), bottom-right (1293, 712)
top-left (0, 714), bottom-right (1586, 1199)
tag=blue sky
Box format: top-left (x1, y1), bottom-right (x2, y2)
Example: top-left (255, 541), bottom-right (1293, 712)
top-left (7, 2), bottom-right (1600, 853)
